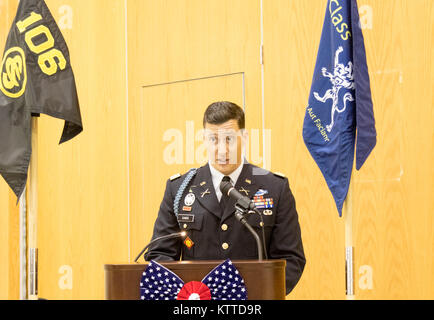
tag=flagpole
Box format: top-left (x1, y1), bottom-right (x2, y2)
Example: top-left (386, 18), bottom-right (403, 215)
top-left (28, 117), bottom-right (38, 300)
top-left (19, 188), bottom-right (27, 300)
top-left (344, 171), bottom-right (355, 300)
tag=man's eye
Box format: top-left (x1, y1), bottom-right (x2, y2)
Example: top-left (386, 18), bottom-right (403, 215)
top-left (226, 136), bottom-right (236, 143)
top-left (208, 136), bottom-right (217, 143)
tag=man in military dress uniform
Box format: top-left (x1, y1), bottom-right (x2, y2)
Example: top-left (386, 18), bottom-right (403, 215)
top-left (145, 101), bottom-right (305, 294)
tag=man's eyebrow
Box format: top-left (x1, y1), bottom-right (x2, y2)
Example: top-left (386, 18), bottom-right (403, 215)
top-left (205, 129), bottom-right (239, 135)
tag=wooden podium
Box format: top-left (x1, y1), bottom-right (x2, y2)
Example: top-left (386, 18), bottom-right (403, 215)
top-left (104, 260), bottom-right (286, 300)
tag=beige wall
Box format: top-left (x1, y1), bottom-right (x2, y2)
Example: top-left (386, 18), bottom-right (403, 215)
top-left (127, 0), bottom-right (264, 271)
top-left (35, 0), bottom-right (130, 299)
top-left (0, 0), bottom-right (432, 299)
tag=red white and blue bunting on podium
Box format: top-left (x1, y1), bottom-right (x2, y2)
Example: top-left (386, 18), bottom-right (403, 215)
top-left (140, 259), bottom-right (247, 300)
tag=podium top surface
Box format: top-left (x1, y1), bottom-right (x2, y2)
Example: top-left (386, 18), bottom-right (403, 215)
top-left (105, 259), bottom-right (285, 270)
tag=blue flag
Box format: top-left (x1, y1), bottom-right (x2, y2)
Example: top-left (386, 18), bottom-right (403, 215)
top-left (302, 0), bottom-right (376, 216)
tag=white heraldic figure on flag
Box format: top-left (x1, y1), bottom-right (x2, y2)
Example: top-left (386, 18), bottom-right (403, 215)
top-left (313, 46), bottom-right (355, 132)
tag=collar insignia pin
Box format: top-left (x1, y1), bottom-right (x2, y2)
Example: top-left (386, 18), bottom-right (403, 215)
top-left (239, 187), bottom-right (250, 196)
top-left (201, 188), bottom-right (211, 198)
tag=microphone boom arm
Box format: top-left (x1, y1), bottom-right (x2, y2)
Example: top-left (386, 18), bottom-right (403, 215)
top-left (234, 208), bottom-right (263, 261)
top-left (134, 231), bottom-right (186, 263)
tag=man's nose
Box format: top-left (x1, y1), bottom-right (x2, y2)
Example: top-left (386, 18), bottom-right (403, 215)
top-left (217, 140), bottom-right (227, 154)
top-left (217, 140), bottom-right (228, 156)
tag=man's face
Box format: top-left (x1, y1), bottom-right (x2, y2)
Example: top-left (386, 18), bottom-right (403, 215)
top-left (204, 119), bottom-right (245, 175)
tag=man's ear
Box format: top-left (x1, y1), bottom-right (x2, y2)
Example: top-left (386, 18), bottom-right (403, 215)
top-left (241, 129), bottom-right (248, 141)
top-left (240, 129), bottom-right (249, 159)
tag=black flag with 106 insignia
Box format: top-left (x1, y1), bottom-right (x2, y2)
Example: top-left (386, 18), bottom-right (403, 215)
top-left (0, 0), bottom-right (82, 199)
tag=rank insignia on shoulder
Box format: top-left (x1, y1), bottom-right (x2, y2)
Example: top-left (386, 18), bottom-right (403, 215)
top-left (170, 173), bottom-right (181, 181)
top-left (274, 172), bottom-right (286, 179)
top-left (184, 237), bottom-right (194, 249)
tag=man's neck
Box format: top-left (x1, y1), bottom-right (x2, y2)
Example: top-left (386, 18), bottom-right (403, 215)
top-left (208, 160), bottom-right (245, 201)
top-left (209, 160), bottom-right (244, 177)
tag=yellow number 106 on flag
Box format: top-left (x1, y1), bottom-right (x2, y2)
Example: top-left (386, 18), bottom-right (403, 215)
top-left (16, 12), bottom-right (67, 76)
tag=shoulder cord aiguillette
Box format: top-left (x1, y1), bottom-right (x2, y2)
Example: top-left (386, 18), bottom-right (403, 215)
top-left (173, 168), bottom-right (197, 218)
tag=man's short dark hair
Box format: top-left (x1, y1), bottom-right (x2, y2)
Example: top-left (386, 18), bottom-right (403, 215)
top-left (203, 101), bottom-right (245, 129)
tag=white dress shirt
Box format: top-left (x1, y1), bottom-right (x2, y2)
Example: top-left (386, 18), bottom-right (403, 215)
top-left (209, 161), bottom-right (244, 202)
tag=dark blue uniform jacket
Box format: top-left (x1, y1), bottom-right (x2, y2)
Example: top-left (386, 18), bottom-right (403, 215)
top-left (145, 162), bottom-right (306, 294)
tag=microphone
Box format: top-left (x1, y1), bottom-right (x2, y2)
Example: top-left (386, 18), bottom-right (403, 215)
top-left (134, 231), bottom-right (187, 263)
top-left (220, 178), bottom-right (265, 260)
top-left (220, 179), bottom-right (259, 213)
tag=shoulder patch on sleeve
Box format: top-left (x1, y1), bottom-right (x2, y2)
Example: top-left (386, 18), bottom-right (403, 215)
top-left (273, 172), bottom-right (286, 179)
top-left (170, 173), bottom-right (181, 181)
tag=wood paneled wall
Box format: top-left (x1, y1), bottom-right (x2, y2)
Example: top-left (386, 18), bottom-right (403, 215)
top-left (34, 0), bottom-right (130, 299)
top-left (350, 0), bottom-right (434, 299)
top-left (126, 0), bottom-right (264, 268)
top-left (0, 0), bottom-right (432, 299)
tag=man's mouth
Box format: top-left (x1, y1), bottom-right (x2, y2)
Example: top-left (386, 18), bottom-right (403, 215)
top-left (217, 159), bottom-right (229, 164)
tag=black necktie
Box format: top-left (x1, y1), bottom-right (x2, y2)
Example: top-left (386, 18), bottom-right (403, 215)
top-left (219, 176), bottom-right (231, 212)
